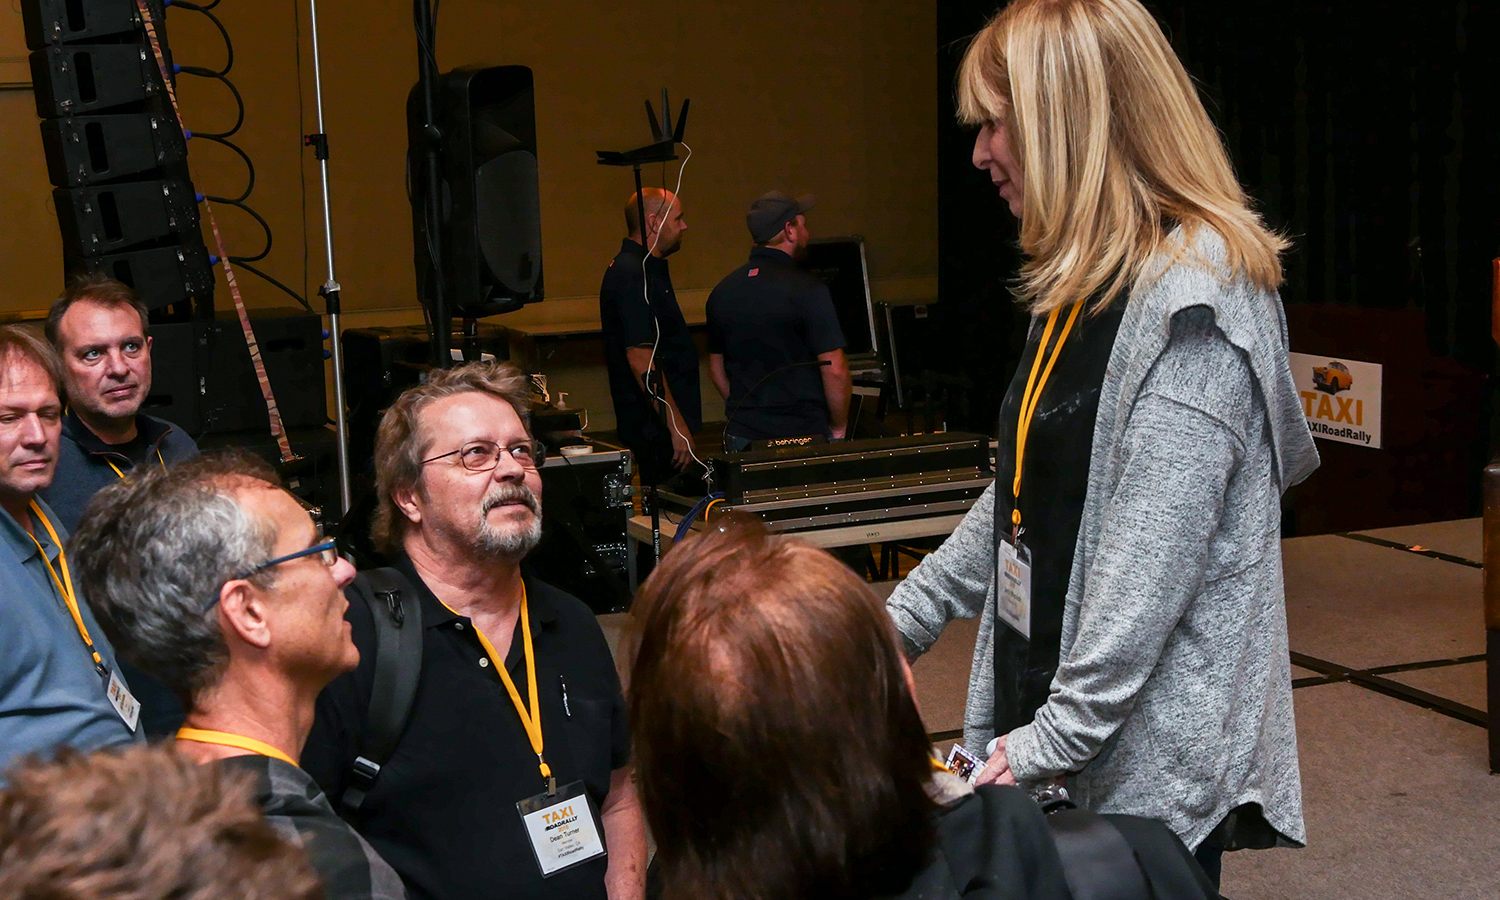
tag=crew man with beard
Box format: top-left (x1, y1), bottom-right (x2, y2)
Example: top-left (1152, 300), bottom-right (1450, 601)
top-left (707, 192), bottom-right (850, 451)
top-left (302, 362), bottom-right (646, 900)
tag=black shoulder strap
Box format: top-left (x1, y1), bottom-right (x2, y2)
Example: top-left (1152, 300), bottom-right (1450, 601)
top-left (1045, 807), bottom-right (1155, 900)
top-left (338, 567), bottom-right (423, 822)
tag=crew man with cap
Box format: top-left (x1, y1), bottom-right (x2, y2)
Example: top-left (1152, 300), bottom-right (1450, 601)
top-left (598, 188), bottom-right (701, 485)
top-left (41, 273), bottom-right (199, 736)
top-left (707, 192), bottom-right (851, 451)
top-left (0, 324), bottom-right (141, 776)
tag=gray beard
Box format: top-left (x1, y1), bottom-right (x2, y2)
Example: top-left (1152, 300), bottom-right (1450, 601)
top-left (476, 482), bottom-right (543, 558)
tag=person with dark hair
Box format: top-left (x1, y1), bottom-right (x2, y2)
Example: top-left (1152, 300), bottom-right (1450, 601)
top-left (0, 323), bottom-right (141, 777)
top-left (629, 517), bottom-right (1214, 900)
top-left (43, 273), bottom-right (200, 737)
top-left (706, 192), bottom-right (851, 450)
top-left (598, 188), bottom-right (701, 485)
top-left (0, 744), bottom-right (323, 900)
top-left (41, 273), bottom-right (199, 535)
top-left (70, 449), bottom-right (406, 900)
top-left (303, 361), bottom-right (646, 900)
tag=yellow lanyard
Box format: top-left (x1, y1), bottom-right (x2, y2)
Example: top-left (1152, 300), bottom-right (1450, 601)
top-left (175, 727), bottom-right (300, 767)
top-left (447, 587), bottom-right (553, 786)
top-left (1011, 301), bottom-right (1084, 538)
top-left (26, 500), bottom-right (105, 676)
top-left (104, 447), bottom-right (167, 479)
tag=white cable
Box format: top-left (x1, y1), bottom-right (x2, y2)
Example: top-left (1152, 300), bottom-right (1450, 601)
top-left (638, 143), bottom-right (709, 482)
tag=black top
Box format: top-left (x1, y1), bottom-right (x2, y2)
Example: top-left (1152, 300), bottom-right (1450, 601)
top-left (218, 755), bottom-right (407, 900)
top-left (706, 247), bottom-right (846, 440)
top-left (301, 558), bottom-right (630, 900)
top-left (990, 300), bottom-right (1126, 737)
top-left (598, 239), bottom-right (702, 460)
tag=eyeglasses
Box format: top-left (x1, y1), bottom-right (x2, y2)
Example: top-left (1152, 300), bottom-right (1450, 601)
top-left (422, 439), bottom-right (547, 471)
top-left (203, 539), bottom-right (342, 613)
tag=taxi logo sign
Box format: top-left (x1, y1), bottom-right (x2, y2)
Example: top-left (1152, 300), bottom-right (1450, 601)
top-left (1288, 352), bottom-right (1382, 449)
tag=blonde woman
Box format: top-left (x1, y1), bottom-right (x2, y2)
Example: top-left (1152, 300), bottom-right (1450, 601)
top-left (886, 0), bottom-right (1318, 886)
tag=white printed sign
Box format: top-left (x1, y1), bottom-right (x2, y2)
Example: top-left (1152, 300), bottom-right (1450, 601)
top-left (1288, 352), bottom-right (1382, 449)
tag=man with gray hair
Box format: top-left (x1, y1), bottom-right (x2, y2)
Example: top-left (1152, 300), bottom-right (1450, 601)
top-left (0, 324), bottom-right (140, 776)
top-left (70, 450), bottom-right (406, 900)
top-left (302, 361), bottom-right (646, 900)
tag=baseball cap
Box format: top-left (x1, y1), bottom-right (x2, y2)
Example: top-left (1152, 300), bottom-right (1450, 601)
top-left (747, 191), bottom-right (815, 242)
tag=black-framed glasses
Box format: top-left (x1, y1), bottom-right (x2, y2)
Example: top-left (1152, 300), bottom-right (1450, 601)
top-left (203, 539), bottom-right (341, 612)
top-left (422, 439), bottom-right (546, 471)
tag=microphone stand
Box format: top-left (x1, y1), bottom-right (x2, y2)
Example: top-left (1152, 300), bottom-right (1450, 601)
top-left (303, 0), bottom-right (352, 516)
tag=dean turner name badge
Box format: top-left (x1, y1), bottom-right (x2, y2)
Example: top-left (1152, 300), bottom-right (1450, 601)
top-left (517, 781), bottom-right (606, 877)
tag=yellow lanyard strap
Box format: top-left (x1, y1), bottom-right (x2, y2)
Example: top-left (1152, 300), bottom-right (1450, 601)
top-left (26, 500), bottom-right (105, 675)
top-left (176, 727), bottom-right (299, 767)
top-left (105, 448), bottom-right (167, 480)
top-left (1012, 302), bottom-right (1084, 535)
top-left (449, 587), bottom-right (553, 785)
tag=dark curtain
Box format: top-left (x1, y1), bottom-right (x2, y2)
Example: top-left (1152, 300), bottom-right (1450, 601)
top-left (934, 0), bottom-right (1500, 530)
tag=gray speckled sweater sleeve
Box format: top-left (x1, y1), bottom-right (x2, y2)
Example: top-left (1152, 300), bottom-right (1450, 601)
top-left (1006, 309), bottom-right (1249, 780)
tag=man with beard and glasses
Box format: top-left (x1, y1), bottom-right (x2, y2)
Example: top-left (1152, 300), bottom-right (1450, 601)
top-left (302, 362), bottom-right (646, 900)
top-left (706, 192), bottom-right (850, 451)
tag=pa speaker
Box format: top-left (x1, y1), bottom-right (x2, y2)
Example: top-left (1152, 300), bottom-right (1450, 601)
top-left (40, 110), bottom-right (187, 187)
top-left (28, 42), bottom-right (171, 117)
top-left (21, 0), bottom-right (166, 50)
top-left (55, 178), bottom-right (200, 256)
top-left (408, 65), bottom-right (543, 319)
top-left (68, 242), bottom-right (214, 309)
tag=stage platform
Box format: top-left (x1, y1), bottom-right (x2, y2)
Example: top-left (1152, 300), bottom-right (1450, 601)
top-left (600, 517), bottom-right (1497, 899)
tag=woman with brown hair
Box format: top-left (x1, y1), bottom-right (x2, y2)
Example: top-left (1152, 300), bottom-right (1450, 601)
top-left (628, 518), bottom-right (1213, 900)
top-left (885, 0), bottom-right (1319, 887)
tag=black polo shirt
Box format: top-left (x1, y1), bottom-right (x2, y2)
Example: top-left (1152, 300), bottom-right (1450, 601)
top-left (598, 238), bottom-right (701, 472)
top-left (301, 557), bottom-right (629, 900)
top-left (706, 246), bottom-right (846, 440)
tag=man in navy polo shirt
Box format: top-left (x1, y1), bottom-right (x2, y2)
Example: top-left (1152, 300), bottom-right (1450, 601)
top-left (706, 192), bottom-right (851, 451)
top-left (598, 188), bottom-right (701, 485)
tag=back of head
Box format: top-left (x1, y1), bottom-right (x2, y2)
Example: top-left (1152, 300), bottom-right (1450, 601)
top-left (957, 0), bottom-right (1285, 313)
top-left (372, 360), bottom-right (533, 557)
top-left (0, 744), bottom-right (322, 900)
top-left (629, 516), bottom-right (935, 900)
top-left (69, 449), bottom-right (283, 706)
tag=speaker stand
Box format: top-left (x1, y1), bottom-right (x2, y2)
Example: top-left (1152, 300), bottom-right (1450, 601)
top-left (305, 0), bottom-right (353, 516)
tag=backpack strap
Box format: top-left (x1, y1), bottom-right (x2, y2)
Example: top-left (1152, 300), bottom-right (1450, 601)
top-left (1045, 807), bottom-right (1154, 900)
top-left (339, 567), bottom-right (424, 822)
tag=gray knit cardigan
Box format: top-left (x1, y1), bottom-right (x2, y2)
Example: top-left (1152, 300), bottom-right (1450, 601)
top-left (887, 230), bottom-right (1320, 850)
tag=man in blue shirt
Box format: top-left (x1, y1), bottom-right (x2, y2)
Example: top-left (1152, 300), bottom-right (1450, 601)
top-left (598, 188), bottom-right (701, 486)
top-left (0, 324), bottom-right (139, 778)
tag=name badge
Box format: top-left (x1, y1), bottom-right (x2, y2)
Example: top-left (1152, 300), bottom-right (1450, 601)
top-left (106, 669), bottom-right (140, 732)
top-left (516, 780), bottom-right (606, 877)
top-left (996, 537), bottom-right (1033, 640)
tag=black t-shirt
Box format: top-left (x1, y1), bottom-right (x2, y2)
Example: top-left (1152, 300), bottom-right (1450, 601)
top-left (598, 239), bottom-right (702, 457)
top-left (706, 247), bottom-right (846, 440)
top-left (990, 299), bottom-right (1126, 737)
top-left (301, 559), bottom-right (630, 900)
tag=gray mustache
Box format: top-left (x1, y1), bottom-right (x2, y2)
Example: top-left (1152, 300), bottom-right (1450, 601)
top-left (482, 483), bottom-right (540, 516)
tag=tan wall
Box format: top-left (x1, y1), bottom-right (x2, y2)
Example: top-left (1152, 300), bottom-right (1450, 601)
top-left (1, 1), bottom-right (937, 431)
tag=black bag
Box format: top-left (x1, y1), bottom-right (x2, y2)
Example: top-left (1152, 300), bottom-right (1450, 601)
top-left (1043, 800), bottom-right (1220, 900)
top-left (337, 567), bottom-right (424, 822)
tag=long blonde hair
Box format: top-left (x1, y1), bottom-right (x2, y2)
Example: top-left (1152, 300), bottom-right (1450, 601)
top-left (957, 0), bottom-right (1286, 314)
